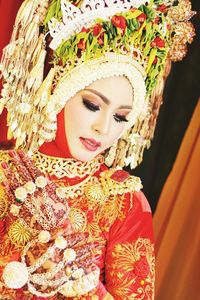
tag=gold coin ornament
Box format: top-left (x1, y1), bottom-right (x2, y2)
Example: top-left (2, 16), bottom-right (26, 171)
top-left (84, 183), bottom-right (107, 204)
top-left (8, 220), bottom-right (32, 247)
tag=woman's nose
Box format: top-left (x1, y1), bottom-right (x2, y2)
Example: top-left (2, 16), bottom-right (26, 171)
top-left (92, 112), bottom-right (111, 135)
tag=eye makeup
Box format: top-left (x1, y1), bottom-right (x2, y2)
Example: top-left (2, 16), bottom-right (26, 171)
top-left (82, 98), bottom-right (100, 112)
top-left (113, 114), bottom-right (129, 123)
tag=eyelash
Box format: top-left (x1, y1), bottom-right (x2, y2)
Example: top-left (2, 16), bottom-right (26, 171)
top-left (83, 98), bottom-right (100, 112)
top-left (114, 114), bottom-right (128, 123)
top-left (82, 98), bottom-right (128, 123)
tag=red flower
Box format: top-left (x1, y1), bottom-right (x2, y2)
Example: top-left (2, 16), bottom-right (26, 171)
top-left (81, 26), bottom-right (89, 32)
top-left (151, 36), bottom-right (165, 48)
top-left (134, 257), bottom-right (150, 278)
top-left (77, 38), bottom-right (86, 50)
top-left (167, 23), bottom-right (171, 30)
top-left (98, 32), bottom-right (105, 46)
top-left (152, 56), bottom-right (158, 65)
top-left (153, 16), bottom-right (160, 24)
top-left (111, 15), bottom-right (127, 32)
top-left (157, 4), bottom-right (167, 13)
top-left (137, 13), bottom-right (147, 23)
top-left (93, 23), bottom-right (103, 36)
top-left (111, 170), bottom-right (129, 182)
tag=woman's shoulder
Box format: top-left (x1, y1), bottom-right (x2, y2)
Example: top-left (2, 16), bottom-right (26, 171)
top-left (97, 167), bottom-right (143, 197)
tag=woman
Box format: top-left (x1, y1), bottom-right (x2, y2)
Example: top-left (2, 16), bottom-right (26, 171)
top-left (0, 0), bottom-right (195, 299)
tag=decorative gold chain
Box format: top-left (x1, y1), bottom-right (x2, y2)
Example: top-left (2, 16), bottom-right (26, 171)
top-left (33, 151), bottom-right (104, 179)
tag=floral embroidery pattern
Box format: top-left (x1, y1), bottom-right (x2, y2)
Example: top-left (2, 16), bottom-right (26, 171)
top-left (106, 238), bottom-right (155, 299)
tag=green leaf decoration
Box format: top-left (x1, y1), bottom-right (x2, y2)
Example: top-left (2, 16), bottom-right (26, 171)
top-left (147, 48), bottom-right (157, 73)
top-left (44, 2), bottom-right (169, 96)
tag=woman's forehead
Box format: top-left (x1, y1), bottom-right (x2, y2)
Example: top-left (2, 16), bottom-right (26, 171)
top-left (85, 76), bottom-right (133, 107)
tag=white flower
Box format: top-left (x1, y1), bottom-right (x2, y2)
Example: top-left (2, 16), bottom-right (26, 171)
top-left (10, 204), bottom-right (20, 216)
top-left (38, 230), bottom-right (51, 243)
top-left (3, 262), bottom-right (29, 289)
top-left (55, 236), bottom-right (67, 249)
top-left (24, 181), bottom-right (36, 194)
top-left (35, 176), bottom-right (47, 188)
top-left (14, 187), bottom-right (27, 201)
top-left (64, 248), bottom-right (76, 263)
top-left (56, 187), bottom-right (66, 199)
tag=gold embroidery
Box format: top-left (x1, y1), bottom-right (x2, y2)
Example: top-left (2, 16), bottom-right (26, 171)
top-left (0, 187), bottom-right (8, 219)
top-left (96, 194), bottom-right (126, 232)
top-left (108, 238), bottom-right (155, 300)
top-left (103, 292), bottom-right (114, 299)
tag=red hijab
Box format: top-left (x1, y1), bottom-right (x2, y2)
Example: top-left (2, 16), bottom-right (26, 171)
top-left (39, 108), bottom-right (72, 158)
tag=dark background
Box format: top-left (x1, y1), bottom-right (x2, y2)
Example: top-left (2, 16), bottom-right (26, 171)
top-left (132, 0), bottom-right (200, 213)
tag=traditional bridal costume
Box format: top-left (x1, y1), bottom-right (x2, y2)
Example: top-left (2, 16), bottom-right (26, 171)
top-left (0, 0), bottom-right (195, 299)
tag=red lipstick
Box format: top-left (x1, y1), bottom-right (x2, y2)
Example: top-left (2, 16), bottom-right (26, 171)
top-left (80, 137), bottom-right (101, 152)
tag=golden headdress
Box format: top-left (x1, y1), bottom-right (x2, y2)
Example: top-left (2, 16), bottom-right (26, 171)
top-left (0, 0), bottom-right (195, 168)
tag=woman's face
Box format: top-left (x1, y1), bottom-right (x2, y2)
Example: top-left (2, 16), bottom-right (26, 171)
top-left (64, 76), bottom-right (133, 161)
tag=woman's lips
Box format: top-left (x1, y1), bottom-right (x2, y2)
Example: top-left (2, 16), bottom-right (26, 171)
top-left (79, 137), bottom-right (101, 152)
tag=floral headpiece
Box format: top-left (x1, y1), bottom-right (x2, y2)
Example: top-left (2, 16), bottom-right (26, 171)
top-left (0, 0), bottom-right (195, 168)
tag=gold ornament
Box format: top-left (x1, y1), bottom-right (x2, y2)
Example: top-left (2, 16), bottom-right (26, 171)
top-left (0, 187), bottom-right (8, 219)
top-left (84, 183), bottom-right (107, 205)
top-left (68, 208), bottom-right (87, 232)
top-left (105, 141), bottom-right (118, 167)
top-left (100, 169), bottom-right (142, 197)
top-left (8, 220), bottom-right (32, 247)
top-left (33, 151), bottom-right (104, 179)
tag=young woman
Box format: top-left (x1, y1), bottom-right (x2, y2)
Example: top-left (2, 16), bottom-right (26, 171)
top-left (0, 0), bottom-right (195, 299)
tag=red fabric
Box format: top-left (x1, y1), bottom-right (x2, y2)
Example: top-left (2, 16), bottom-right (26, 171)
top-left (39, 108), bottom-right (72, 158)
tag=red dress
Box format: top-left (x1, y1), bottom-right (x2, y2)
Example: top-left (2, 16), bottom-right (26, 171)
top-left (0, 152), bottom-right (154, 300)
top-left (0, 112), bottom-right (154, 299)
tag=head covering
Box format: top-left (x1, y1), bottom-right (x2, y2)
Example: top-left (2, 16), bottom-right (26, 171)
top-left (39, 108), bottom-right (72, 158)
top-left (0, 0), bottom-right (195, 168)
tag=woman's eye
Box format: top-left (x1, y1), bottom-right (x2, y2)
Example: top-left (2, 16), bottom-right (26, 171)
top-left (83, 98), bottom-right (100, 112)
top-left (114, 114), bottom-right (128, 123)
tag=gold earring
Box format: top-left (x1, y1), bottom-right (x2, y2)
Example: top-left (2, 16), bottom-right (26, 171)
top-left (105, 141), bottom-right (118, 167)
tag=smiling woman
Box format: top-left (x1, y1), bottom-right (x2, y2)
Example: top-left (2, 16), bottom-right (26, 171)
top-left (0, 0), bottom-right (195, 299)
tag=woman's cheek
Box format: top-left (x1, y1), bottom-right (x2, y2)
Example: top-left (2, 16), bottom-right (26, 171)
top-left (105, 122), bottom-right (125, 149)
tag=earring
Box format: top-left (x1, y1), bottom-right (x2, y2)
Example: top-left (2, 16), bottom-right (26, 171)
top-left (105, 141), bottom-right (118, 167)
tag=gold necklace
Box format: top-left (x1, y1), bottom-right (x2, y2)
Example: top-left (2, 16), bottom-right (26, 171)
top-left (33, 151), bottom-right (104, 179)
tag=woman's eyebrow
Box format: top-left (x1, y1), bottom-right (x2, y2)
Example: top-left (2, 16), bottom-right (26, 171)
top-left (85, 88), bottom-right (132, 110)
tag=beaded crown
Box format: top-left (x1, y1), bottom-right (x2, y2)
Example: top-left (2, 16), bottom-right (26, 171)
top-left (0, 0), bottom-right (196, 168)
